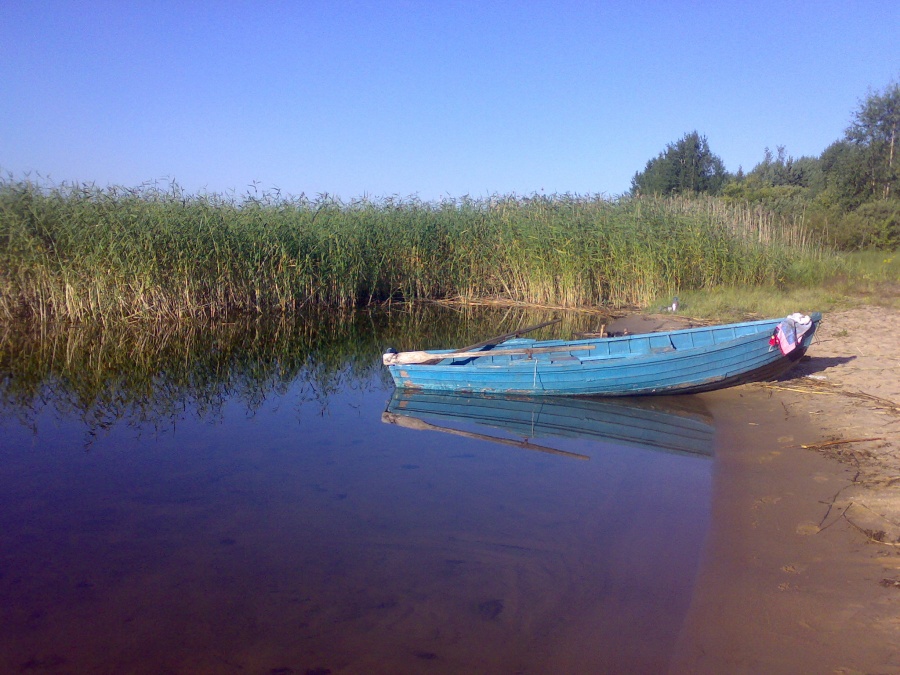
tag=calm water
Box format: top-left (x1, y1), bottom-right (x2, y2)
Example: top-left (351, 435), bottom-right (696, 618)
top-left (0, 311), bottom-right (713, 674)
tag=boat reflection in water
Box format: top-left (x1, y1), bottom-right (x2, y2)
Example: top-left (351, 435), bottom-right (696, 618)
top-left (383, 389), bottom-right (714, 459)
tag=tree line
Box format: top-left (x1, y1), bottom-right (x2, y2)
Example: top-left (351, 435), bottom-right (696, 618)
top-left (630, 79), bottom-right (900, 250)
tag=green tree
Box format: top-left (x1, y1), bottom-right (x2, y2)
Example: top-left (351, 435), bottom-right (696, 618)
top-left (631, 131), bottom-right (729, 196)
top-left (843, 80), bottom-right (900, 201)
top-left (820, 139), bottom-right (870, 208)
top-left (750, 146), bottom-right (819, 188)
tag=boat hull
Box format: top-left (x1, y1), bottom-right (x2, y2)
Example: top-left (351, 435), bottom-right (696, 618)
top-left (384, 314), bottom-right (820, 397)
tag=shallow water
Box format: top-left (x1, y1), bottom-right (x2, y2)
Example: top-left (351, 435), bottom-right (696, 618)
top-left (0, 312), bottom-right (713, 674)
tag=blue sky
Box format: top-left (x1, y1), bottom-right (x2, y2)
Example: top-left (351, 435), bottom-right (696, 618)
top-left (2, 1), bottom-right (898, 200)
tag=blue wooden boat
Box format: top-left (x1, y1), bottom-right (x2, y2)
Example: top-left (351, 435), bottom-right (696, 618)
top-left (383, 390), bottom-right (714, 458)
top-left (382, 313), bottom-right (821, 396)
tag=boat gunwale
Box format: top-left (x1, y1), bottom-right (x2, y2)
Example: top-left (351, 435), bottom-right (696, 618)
top-left (395, 319), bottom-right (793, 370)
top-left (391, 315), bottom-right (819, 366)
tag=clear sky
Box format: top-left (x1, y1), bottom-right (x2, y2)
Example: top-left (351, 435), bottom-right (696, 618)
top-left (2, 1), bottom-right (899, 200)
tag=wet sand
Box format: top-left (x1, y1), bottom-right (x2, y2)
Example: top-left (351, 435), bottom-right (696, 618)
top-left (671, 307), bottom-right (900, 673)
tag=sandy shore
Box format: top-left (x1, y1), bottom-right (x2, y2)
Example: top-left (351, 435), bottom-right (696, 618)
top-left (669, 306), bottom-right (900, 673)
top-left (787, 306), bottom-right (900, 531)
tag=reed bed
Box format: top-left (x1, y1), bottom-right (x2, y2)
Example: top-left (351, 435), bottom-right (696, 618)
top-left (0, 177), bottom-right (832, 322)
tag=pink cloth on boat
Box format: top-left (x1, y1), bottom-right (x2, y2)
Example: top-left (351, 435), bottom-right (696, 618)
top-left (771, 313), bottom-right (813, 355)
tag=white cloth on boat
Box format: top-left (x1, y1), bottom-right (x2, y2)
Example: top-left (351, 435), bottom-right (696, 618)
top-left (773, 313), bottom-right (813, 355)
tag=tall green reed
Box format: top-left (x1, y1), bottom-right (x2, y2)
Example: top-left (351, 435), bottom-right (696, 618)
top-left (0, 177), bottom-right (833, 322)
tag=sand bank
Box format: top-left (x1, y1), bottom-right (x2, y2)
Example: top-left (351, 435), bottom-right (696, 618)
top-left (672, 306), bottom-right (900, 673)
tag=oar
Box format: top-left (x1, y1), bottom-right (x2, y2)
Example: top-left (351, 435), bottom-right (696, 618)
top-left (455, 318), bottom-right (562, 353)
top-left (388, 318), bottom-right (562, 366)
top-left (383, 343), bottom-right (594, 366)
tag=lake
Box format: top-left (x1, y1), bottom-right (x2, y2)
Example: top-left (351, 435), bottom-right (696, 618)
top-left (0, 308), bottom-right (714, 674)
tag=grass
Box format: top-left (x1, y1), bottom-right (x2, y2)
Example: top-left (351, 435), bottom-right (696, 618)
top-left (827, 251), bottom-right (900, 308)
top-left (0, 177), bottom-right (842, 322)
top-left (648, 251), bottom-right (900, 319)
top-left (662, 286), bottom-right (840, 322)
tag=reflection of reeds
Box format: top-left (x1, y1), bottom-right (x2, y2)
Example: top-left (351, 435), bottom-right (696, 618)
top-left (0, 178), bottom-right (831, 321)
top-left (0, 306), bottom-right (604, 433)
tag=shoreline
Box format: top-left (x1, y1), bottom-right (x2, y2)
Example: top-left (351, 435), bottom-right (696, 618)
top-left (673, 306), bottom-right (900, 673)
top-left (783, 306), bottom-right (900, 541)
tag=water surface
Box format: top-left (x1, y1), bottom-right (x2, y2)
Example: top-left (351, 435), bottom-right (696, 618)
top-left (0, 310), bottom-right (713, 674)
